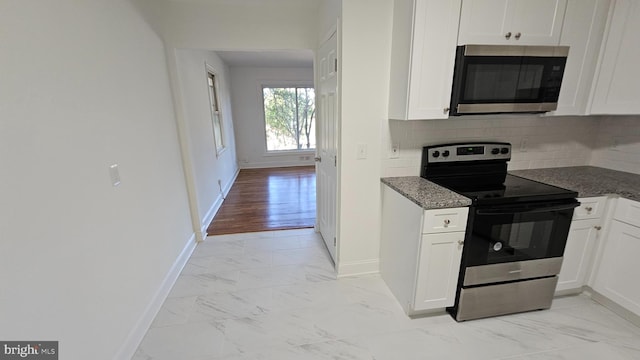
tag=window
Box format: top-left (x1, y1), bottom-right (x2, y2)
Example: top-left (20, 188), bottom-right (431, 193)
top-left (207, 71), bottom-right (225, 154)
top-left (262, 86), bottom-right (316, 151)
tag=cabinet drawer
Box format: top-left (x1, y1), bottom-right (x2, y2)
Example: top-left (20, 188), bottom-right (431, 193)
top-left (614, 198), bottom-right (640, 227)
top-left (422, 207), bottom-right (469, 234)
top-left (573, 196), bottom-right (607, 220)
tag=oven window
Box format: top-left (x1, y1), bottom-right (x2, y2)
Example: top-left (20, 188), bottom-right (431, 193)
top-left (488, 219), bottom-right (554, 263)
top-left (463, 63), bottom-right (544, 102)
top-left (465, 207), bottom-right (572, 266)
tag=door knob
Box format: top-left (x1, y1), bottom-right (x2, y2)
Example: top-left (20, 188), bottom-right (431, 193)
top-left (314, 156), bottom-right (322, 162)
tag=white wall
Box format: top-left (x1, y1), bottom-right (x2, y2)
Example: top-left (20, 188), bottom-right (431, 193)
top-left (591, 116), bottom-right (640, 174)
top-left (382, 116), bottom-right (601, 177)
top-left (318, 0), bottom-right (341, 41)
top-left (174, 49), bottom-right (239, 231)
top-left (229, 66), bottom-right (315, 168)
top-left (0, 1), bottom-right (193, 359)
top-left (337, 0), bottom-right (393, 276)
top-left (135, 0), bottom-right (319, 50)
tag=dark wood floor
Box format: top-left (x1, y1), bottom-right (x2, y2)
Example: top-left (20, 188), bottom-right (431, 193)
top-left (206, 166), bottom-right (316, 235)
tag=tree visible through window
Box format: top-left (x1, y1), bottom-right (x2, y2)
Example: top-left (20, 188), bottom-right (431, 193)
top-left (263, 87), bottom-right (316, 151)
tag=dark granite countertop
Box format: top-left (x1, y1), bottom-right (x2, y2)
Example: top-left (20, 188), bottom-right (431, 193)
top-left (381, 177), bottom-right (472, 210)
top-left (511, 166), bottom-right (640, 202)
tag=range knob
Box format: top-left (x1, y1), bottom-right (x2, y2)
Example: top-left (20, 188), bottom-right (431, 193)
top-left (432, 150), bottom-right (440, 158)
top-left (442, 150), bottom-right (450, 157)
top-left (501, 147), bottom-right (509, 154)
top-left (491, 148), bottom-right (500, 155)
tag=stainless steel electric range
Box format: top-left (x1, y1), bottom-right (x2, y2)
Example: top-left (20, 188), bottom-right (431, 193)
top-left (420, 142), bottom-right (579, 321)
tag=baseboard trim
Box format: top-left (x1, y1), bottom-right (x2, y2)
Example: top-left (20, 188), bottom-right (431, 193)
top-left (587, 287), bottom-right (640, 328)
top-left (115, 233), bottom-right (197, 359)
top-left (240, 161), bottom-right (315, 169)
top-left (554, 286), bottom-right (585, 297)
top-left (200, 168), bottom-right (240, 239)
top-left (337, 259), bottom-right (380, 278)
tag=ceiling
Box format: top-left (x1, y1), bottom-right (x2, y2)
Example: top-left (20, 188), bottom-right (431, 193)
top-left (215, 50), bottom-right (314, 68)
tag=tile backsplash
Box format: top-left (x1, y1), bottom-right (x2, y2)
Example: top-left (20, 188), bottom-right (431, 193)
top-left (591, 116), bottom-right (640, 175)
top-left (382, 115), bottom-right (600, 177)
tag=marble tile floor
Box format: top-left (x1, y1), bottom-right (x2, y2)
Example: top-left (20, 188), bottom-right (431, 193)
top-left (133, 229), bottom-right (640, 360)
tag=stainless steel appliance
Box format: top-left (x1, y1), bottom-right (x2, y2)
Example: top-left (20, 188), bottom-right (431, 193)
top-left (449, 45), bottom-right (569, 116)
top-left (421, 142), bottom-right (579, 321)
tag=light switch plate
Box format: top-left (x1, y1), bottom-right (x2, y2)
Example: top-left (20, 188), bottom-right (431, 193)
top-left (109, 164), bottom-right (121, 187)
top-left (357, 144), bottom-right (367, 159)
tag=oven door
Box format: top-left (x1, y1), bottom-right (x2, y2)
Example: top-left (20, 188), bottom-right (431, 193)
top-left (464, 200), bottom-right (579, 267)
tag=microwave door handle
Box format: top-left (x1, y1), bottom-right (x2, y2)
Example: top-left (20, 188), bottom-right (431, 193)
top-left (476, 202), bottom-right (580, 215)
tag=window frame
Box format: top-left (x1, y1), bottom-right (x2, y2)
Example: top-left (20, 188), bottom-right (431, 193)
top-left (260, 81), bottom-right (316, 155)
top-left (205, 64), bottom-right (226, 157)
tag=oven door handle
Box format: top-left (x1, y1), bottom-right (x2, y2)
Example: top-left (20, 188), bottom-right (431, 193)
top-left (476, 202), bottom-right (580, 215)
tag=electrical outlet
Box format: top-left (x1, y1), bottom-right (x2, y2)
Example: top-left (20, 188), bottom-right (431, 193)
top-left (520, 138), bottom-right (528, 152)
top-left (611, 138), bottom-right (620, 150)
top-left (390, 144), bottom-right (400, 159)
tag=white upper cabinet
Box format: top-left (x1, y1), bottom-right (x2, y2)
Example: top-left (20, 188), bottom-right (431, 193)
top-left (589, 0), bottom-right (640, 115)
top-left (549, 0), bottom-right (610, 116)
top-left (388, 0), bottom-right (462, 120)
top-left (458, 0), bottom-right (568, 45)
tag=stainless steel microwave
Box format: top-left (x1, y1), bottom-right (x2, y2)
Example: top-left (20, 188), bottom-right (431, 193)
top-left (449, 45), bottom-right (569, 116)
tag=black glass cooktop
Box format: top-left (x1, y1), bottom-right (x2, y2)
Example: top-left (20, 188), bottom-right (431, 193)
top-left (431, 174), bottom-right (578, 205)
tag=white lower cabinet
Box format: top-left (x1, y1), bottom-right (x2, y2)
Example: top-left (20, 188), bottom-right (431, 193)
top-left (593, 198), bottom-right (640, 316)
top-left (557, 218), bottom-right (600, 292)
top-left (414, 232), bottom-right (465, 311)
top-left (380, 184), bottom-right (468, 315)
top-left (557, 196), bottom-right (607, 292)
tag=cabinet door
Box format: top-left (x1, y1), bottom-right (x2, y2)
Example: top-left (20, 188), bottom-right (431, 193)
top-left (557, 218), bottom-right (600, 292)
top-left (458, 0), bottom-right (567, 45)
top-left (593, 220), bottom-right (640, 316)
top-left (590, 0), bottom-right (640, 114)
top-left (550, 0), bottom-right (610, 116)
top-left (414, 232), bottom-right (464, 311)
top-left (405, 0), bottom-right (461, 119)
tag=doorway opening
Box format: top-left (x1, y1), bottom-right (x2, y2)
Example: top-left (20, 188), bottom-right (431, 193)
top-left (203, 50), bottom-right (320, 237)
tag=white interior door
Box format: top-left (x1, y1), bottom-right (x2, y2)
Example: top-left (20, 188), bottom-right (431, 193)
top-left (316, 31), bottom-right (338, 263)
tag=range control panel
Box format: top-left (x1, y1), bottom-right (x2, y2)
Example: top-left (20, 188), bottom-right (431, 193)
top-left (424, 142), bottom-right (511, 163)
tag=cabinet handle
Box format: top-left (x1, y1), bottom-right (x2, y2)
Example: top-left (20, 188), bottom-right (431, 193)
top-left (443, 107), bottom-right (450, 113)
top-left (505, 32), bottom-right (512, 39)
top-left (585, 206), bottom-right (593, 212)
top-left (594, 226), bottom-right (602, 230)
top-left (443, 219), bottom-right (451, 227)
top-left (515, 32), bottom-right (521, 40)
top-left (458, 240), bottom-right (464, 246)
